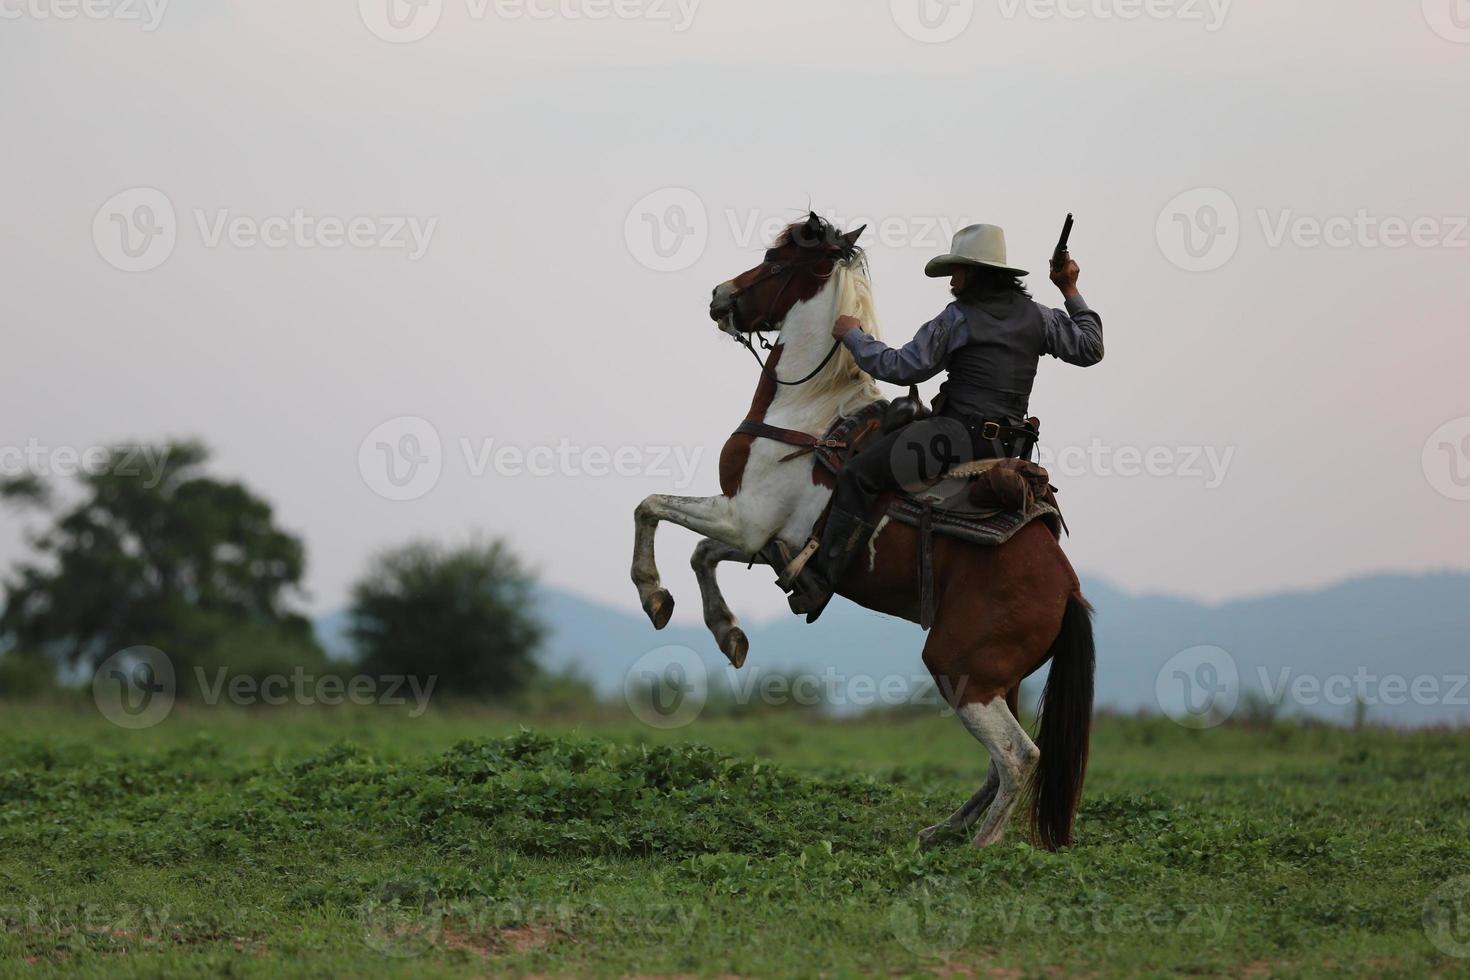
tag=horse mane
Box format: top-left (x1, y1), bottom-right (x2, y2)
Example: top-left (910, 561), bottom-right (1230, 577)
top-left (799, 257), bottom-right (883, 418)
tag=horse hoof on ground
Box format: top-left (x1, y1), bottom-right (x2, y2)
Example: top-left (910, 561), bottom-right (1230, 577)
top-left (643, 589), bottom-right (674, 630)
top-left (720, 627), bottom-right (748, 669)
top-left (917, 824), bottom-right (957, 850)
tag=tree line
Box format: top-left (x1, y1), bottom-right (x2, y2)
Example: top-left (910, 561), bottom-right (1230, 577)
top-left (0, 440), bottom-right (549, 702)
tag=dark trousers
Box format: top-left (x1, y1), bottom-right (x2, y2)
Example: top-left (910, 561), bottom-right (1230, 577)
top-left (831, 417), bottom-right (1029, 519)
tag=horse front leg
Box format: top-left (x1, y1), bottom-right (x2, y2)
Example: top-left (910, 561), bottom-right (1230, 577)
top-left (690, 537), bottom-right (758, 669)
top-left (631, 494), bottom-right (748, 631)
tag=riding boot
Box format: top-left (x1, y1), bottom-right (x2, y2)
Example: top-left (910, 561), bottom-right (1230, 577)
top-left (787, 508), bottom-right (877, 624)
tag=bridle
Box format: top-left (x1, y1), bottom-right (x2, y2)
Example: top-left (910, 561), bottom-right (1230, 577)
top-left (728, 254), bottom-right (846, 388)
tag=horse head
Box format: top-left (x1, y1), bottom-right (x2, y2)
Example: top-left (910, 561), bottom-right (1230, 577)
top-left (709, 212), bottom-right (866, 337)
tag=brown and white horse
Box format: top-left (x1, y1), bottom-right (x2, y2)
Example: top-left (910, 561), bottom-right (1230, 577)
top-left (631, 215), bottom-right (1095, 850)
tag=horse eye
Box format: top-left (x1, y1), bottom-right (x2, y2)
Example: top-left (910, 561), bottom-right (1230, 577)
top-left (768, 263), bottom-right (784, 273)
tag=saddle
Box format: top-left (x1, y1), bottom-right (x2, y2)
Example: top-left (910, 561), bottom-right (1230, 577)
top-left (763, 397), bottom-right (1066, 630)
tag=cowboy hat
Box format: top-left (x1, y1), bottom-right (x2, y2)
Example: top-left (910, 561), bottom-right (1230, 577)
top-left (924, 224), bottom-right (1029, 278)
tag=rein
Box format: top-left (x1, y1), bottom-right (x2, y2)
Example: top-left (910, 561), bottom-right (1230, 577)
top-left (734, 331), bottom-right (843, 388)
top-left (728, 255), bottom-right (844, 388)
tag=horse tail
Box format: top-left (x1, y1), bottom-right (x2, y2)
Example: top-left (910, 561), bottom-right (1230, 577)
top-left (1027, 593), bottom-right (1096, 851)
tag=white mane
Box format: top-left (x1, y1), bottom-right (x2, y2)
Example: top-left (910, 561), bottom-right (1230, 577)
top-left (787, 257), bottom-right (884, 419)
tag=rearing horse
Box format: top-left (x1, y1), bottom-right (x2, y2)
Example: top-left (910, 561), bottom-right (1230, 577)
top-left (631, 215), bottom-right (1095, 850)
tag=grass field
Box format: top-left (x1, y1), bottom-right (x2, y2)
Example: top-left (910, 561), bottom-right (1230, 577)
top-left (1, 701), bottom-right (1468, 978)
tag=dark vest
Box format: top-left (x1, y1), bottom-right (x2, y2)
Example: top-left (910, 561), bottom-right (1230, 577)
top-left (937, 292), bottom-right (1044, 422)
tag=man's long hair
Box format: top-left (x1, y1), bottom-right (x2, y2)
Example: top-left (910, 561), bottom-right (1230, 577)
top-left (953, 266), bottom-right (1031, 302)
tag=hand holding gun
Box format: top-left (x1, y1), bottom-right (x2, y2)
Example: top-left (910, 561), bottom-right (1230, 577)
top-left (1049, 213), bottom-right (1080, 299)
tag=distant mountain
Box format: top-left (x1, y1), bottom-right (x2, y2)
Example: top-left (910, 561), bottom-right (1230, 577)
top-left (316, 571), bottom-right (1470, 728)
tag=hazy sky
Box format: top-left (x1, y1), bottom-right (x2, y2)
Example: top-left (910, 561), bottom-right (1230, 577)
top-left (2, 0), bottom-right (1468, 625)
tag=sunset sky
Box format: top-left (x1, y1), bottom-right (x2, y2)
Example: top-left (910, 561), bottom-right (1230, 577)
top-left (3, 0), bottom-right (1467, 622)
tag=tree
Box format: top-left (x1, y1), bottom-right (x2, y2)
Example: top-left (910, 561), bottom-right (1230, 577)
top-left (0, 440), bottom-right (323, 681)
top-left (348, 539), bottom-right (545, 698)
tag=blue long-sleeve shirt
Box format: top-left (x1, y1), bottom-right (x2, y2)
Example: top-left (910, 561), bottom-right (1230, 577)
top-left (841, 292), bottom-right (1104, 421)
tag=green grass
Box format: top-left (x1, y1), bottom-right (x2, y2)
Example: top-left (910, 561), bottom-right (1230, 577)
top-left (1, 702), bottom-right (1468, 977)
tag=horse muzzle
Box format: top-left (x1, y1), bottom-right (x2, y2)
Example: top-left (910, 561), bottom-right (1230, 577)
top-left (709, 283), bottom-right (738, 327)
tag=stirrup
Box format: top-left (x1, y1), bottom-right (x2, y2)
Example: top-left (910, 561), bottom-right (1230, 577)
top-left (774, 537), bottom-right (820, 592)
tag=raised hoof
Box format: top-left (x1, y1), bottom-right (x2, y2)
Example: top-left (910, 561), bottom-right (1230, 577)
top-left (719, 628), bottom-right (748, 669)
top-left (643, 589), bottom-right (674, 630)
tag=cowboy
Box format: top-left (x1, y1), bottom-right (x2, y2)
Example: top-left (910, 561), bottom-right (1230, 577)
top-left (788, 223), bottom-right (1104, 621)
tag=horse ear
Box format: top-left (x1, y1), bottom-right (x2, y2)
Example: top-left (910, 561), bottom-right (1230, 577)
top-left (841, 225), bottom-right (867, 249)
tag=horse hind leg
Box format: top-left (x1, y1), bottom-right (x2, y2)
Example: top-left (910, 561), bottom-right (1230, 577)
top-left (916, 684), bottom-right (1021, 847)
top-left (918, 761), bottom-right (999, 848)
top-left (690, 537), bottom-right (751, 669)
top-left (956, 695), bottom-right (1041, 848)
